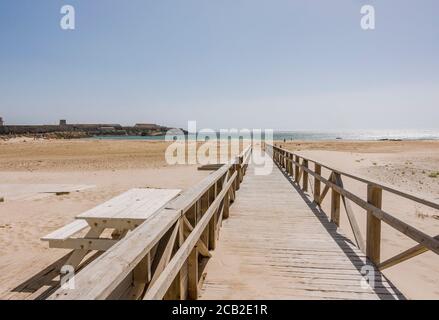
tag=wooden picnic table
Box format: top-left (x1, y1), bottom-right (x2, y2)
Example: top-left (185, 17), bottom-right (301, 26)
top-left (76, 188), bottom-right (182, 229)
top-left (42, 188), bottom-right (181, 270)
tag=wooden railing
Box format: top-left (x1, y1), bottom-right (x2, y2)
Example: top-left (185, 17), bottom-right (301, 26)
top-left (266, 143), bottom-right (439, 270)
top-left (49, 145), bottom-right (252, 300)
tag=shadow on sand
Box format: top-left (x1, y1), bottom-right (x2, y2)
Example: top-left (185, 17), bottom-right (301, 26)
top-left (5, 251), bottom-right (101, 300)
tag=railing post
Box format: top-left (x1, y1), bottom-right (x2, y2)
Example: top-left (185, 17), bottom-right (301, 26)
top-left (302, 159), bottom-right (308, 192)
top-left (290, 154), bottom-right (294, 176)
top-left (235, 163), bottom-right (241, 190)
top-left (186, 204), bottom-right (197, 227)
top-left (294, 155), bottom-right (300, 182)
top-left (200, 192), bottom-right (209, 248)
top-left (239, 156), bottom-right (244, 183)
top-left (314, 164), bottom-right (321, 204)
top-left (223, 189), bottom-right (230, 219)
top-left (208, 184), bottom-right (217, 250)
top-left (229, 167), bottom-right (236, 204)
top-left (331, 173), bottom-right (340, 226)
top-left (177, 218), bottom-right (186, 299)
top-left (367, 184), bottom-right (382, 265)
top-left (187, 247), bottom-right (199, 300)
top-left (235, 159), bottom-right (241, 191)
top-left (282, 150), bottom-right (286, 169)
top-left (288, 153), bottom-right (293, 176)
top-left (131, 253), bottom-right (151, 299)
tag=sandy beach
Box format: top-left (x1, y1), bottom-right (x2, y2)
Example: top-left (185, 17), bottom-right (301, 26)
top-left (0, 138), bottom-right (438, 299)
top-left (0, 138), bottom-right (209, 299)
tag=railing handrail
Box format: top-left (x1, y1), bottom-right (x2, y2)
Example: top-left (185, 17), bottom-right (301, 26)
top-left (266, 143), bottom-right (438, 271)
top-left (49, 145), bottom-right (252, 300)
top-left (143, 170), bottom-right (238, 299)
top-left (268, 144), bottom-right (439, 210)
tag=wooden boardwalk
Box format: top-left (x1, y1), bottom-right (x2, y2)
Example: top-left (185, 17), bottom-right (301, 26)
top-left (46, 145), bottom-right (438, 300)
top-left (200, 154), bottom-right (404, 300)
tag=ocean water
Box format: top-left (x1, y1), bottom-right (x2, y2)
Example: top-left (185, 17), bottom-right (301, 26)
top-left (272, 129), bottom-right (439, 141)
top-left (91, 129), bottom-right (439, 141)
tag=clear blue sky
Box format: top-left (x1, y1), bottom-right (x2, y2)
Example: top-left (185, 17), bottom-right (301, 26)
top-left (0, 0), bottom-right (438, 130)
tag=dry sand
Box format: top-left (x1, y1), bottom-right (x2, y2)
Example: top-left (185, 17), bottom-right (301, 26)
top-left (0, 139), bottom-right (209, 298)
top-left (0, 138), bottom-right (438, 299)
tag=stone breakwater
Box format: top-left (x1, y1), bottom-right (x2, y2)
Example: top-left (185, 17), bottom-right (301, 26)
top-left (0, 121), bottom-right (181, 138)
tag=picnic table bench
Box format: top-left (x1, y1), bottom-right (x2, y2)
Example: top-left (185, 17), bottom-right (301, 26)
top-left (42, 188), bottom-right (181, 270)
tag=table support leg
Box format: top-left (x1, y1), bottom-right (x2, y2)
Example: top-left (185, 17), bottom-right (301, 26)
top-left (64, 227), bottom-right (104, 271)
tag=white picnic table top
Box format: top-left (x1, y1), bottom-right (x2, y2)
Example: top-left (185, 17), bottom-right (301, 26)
top-left (75, 188), bottom-right (181, 221)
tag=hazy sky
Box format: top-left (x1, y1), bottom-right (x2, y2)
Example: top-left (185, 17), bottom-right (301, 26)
top-left (0, 0), bottom-right (438, 130)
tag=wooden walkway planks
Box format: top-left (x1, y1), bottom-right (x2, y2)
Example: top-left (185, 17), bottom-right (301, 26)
top-left (200, 154), bottom-right (404, 300)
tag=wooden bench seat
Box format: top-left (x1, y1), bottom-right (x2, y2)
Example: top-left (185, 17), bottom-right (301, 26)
top-left (41, 220), bottom-right (116, 251)
top-left (41, 220), bottom-right (89, 242)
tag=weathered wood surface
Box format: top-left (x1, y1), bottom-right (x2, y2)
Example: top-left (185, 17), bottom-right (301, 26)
top-left (41, 220), bottom-right (89, 241)
top-left (200, 153), bottom-right (404, 300)
top-left (76, 188), bottom-right (181, 221)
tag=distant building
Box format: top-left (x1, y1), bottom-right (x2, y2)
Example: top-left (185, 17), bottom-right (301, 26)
top-left (99, 126), bottom-right (116, 132)
top-left (135, 123), bottom-right (161, 130)
top-left (0, 117), bottom-right (3, 126)
top-left (59, 119), bottom-right (67, 126)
